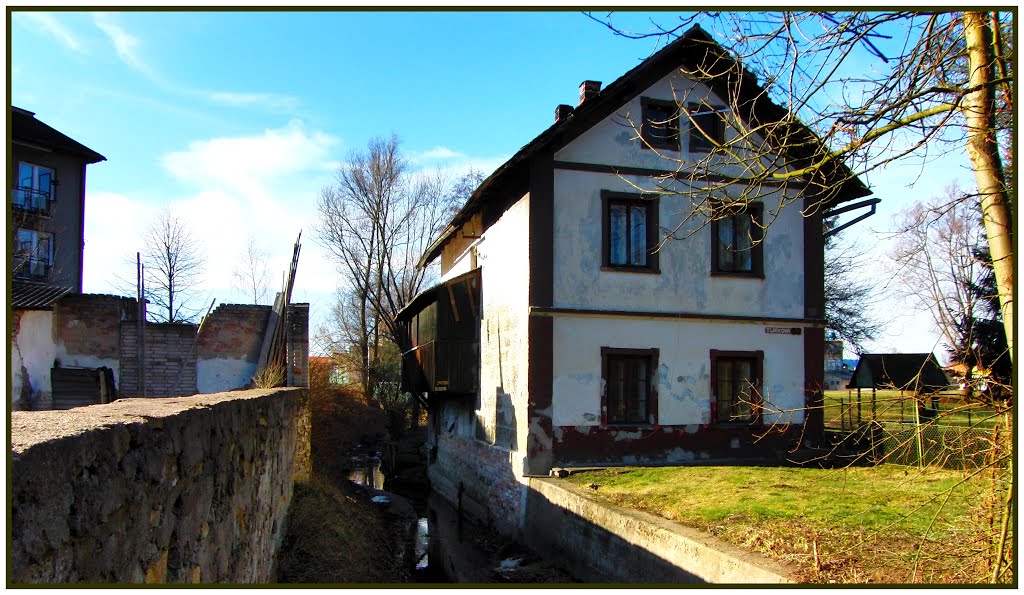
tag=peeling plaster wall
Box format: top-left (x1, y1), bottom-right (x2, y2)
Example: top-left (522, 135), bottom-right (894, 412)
top-left (11, 311), bottom-right (57, 410)
top-left (552, 316), bottom-right (806, 427)
top-left (551, 169), bottom-right (804, 318)
top-left (555, 75), bottom-right (790, 177)
top-left (426, 193), bottom-right (533, 539)
top-left (552, 70), bottom-right (805, 318)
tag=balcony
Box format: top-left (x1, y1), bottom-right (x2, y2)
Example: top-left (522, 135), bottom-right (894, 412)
top-left (397, 268), bottom-right (481, 397)
top-left (12, 186), bottom-right (53, 216)
top-left (13, 255), bottom-right (51, 280)
top-left (402, 339), bottom-right (479, 394)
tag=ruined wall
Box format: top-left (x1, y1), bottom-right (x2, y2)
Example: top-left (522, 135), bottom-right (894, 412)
top-left (10, 310), bottom-right (56, 410)
top-left (195, 305), bottom-right (270, 393)
top-left (119, 322), bottom-right (198, 397)
top-left (9, 388), bottom-right (311, 585)
top-left (11, 295), bottom-right (309, 410)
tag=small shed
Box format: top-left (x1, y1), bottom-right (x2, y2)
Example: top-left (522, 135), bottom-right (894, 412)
top-left (847, 353), bottom-right (950, 394)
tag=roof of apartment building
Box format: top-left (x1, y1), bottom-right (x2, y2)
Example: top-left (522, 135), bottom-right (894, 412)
top-left (12, 106), bottom-right (106, 164)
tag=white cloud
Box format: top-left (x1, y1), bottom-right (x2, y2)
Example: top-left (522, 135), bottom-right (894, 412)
top-left (409, 146), bottom-right (466, 163)
top-left (93, 14), bottom-right (153, 78)
top-left (207, 91), bottom-right (301, 113)
top-left (17, 13), bottom-right (83, 52)
top-left (161, 120), bottom-right (338, 198)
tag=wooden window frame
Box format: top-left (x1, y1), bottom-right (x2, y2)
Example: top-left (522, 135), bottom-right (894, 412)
top-left (601, 190), bottom-right (660, 274)
top-left (687, 103), bottom-right (727, 154)
top-left (640, 97), bottom-right (680, 151)
top-left (601, 347), bottom-right (659, 427)
top-left (711, 201), bottom-right (764, 277)
top-left (710, 350), bottom-right (764, 425)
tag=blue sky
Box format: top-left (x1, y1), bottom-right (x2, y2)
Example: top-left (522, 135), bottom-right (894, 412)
top-left (9, 9), bottom-right (976, 359)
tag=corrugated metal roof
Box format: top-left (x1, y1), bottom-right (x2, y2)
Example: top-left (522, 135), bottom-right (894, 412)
top-left (11, 280), bottom-right (73, 310)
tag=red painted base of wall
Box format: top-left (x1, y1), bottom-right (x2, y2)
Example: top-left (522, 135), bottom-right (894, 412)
top-left (552, 423), bottom-right (804, 467)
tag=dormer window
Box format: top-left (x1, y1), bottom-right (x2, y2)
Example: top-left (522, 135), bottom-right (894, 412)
top-left (640, 97), bottom-right (680, 151)
top-left (688, 103), bottom-right (727, 153)
top-left (13, 162), bottom-right (54, 214)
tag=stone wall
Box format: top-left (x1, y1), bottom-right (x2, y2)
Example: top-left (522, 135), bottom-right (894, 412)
top-left (9, 388), bottom-right (311, 584)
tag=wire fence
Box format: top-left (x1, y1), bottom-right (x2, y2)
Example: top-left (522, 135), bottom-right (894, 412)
top-left (824, 390), bottom-right (1009, 470)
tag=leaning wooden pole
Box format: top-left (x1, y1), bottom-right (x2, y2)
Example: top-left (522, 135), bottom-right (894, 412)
top-left (962, 12), bottom-right (1014, 364)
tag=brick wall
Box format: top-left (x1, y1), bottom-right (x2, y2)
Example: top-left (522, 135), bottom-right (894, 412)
top-left (196, 305), bottom-right (271, 361)
top-left (54, 294), bottom-right (137, 360)
top-left (13, 294), bottom-right (309, 406)
top-left (120, 323), bottom-right (199, 397)
top-left (9, 388), bottom-right (311, 584)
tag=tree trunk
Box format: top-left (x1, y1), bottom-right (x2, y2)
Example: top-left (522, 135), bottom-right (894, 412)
top-left (961, 12), bottom-right (1015, 363)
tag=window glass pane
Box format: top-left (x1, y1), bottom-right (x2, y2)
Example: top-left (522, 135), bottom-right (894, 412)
top-left (629, 205), bottom-right (647, 266)
top-left (19, 163), bottom-right (33, 188)
top-left (608, 358), bottom-right (626, 423)
top-left (633, 358), bottom-right (648, 422)
top-left (717, 218), bottom-right (734, 270)
top-left (609, 204), bottom-right (627, 265)
top-left (734, 213), bottom-right (752, 271)
top-left (38, 169), bottom-right (52, 195)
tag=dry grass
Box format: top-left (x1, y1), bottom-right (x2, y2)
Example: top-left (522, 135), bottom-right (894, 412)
top-left (275, 479), bottom-right (411, 584)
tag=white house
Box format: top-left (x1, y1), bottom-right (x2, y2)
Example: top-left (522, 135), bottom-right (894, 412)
top-left (397, 25), bottom-right (873, 538)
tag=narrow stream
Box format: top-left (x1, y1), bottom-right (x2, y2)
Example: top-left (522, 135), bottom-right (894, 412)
top-left (344, 448), bottom-right (574, 583)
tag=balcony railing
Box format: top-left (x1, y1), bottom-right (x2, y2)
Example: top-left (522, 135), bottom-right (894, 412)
top-left (402, 339), bottom-right (479, 395)
top-left (13, 255), bottom-right (51, 279)
top-left (12, 186), bottom-right (53, 216)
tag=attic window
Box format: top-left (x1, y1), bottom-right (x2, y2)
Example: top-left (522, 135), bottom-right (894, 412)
top-left (640, 98), bottom-right (679, 151)
top-left (688, 103), bottom-right (727, 153)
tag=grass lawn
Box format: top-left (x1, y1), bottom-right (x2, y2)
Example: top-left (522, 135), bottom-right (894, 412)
top-left (565, 464), bottom-right (1001, 584)
top-left (823, 390), bottom-right (1002, 429)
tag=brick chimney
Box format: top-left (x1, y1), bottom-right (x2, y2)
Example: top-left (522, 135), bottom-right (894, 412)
top-left (578, 80), bottom-right (602, 105)
top-left (555, 104), bottom-right (574, 123)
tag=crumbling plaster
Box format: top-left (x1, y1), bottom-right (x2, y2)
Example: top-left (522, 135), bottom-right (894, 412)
top-left (551, 316), bottom-right (806, 427)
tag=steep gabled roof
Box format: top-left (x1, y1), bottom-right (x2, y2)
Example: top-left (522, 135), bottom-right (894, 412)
top-left (422, 24), bottom-right (871, 266)
top-left (12, 107), bottom-right (106, 164)
top-left (847, 353), bottom-right (950, 393)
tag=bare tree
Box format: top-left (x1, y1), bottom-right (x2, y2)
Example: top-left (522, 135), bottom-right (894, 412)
top-left (590, 11), bottom-right (1014, 361)
top-left (232, 236), bottom-right (271, 305)
top-left (824, 234), bottom-right (883, 352)
top-left (139, 207), bottom-right (205, 323)
top-left (315, 135), bottom-right (460, 397)
top-left (890, 184), bottom-right (987, 357)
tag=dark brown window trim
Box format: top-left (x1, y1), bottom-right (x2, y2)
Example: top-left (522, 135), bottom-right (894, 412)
top-left (710, 349), bottom-right (764, 425)
top-left (711, 201), bottom-right (764, 276)
top-left (601, 346), bottom-right (659, 427)
top-left (529, 306), bottom-right (823, 327)
top-left (687, 103), bottom-right (727, 154)
top-left (640, 97), bottom-right (680, 151)
top-left (551, 160), bottom-right (807, 191)
top-left (601, 190), bottom-right (660, 273)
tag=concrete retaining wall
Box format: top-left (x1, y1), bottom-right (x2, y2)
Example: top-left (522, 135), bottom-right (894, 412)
top-left (9, 388), bottom-right (311, 584)
top-left (524, 477), bottom-right (795, 584)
